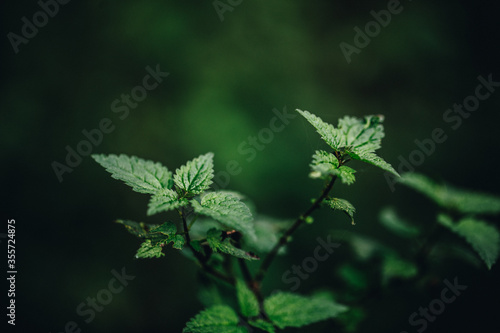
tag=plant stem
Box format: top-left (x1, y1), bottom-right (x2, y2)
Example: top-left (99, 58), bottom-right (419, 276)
top-left (179, 208), bottom-right (235, 285)
top-left (255, 175), bottom-right (338, 284)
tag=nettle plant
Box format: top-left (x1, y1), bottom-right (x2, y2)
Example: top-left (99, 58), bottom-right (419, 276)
top-left (91, 109), bottom-right (500, 332)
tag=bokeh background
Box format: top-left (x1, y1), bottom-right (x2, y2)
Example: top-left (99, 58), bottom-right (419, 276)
top-left (1, 0), bottom-right (499, 332)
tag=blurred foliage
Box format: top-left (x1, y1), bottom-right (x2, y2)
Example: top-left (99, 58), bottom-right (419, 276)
top-left (1, 0), bottom-right (500, 332)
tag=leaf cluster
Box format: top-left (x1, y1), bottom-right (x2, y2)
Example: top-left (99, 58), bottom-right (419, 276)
top-left (92, 153), bottom-right (257, 261)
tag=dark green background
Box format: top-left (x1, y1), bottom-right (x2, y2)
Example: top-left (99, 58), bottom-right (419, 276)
top-left (1, 0), bottom-right (499, 332)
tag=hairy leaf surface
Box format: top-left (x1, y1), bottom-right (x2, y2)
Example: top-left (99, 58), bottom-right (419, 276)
top-left (349, 152), bottom-right (399, 177)
top-left (326, 198), bottom-right (356, 224)
top-left (310, 150), bottom-right (356, 184)
top-left (192, 192), bottom-right (255, 240)
top-left (264, 292), bottom-right (348, 329)
top-left (147, 188), bottom-right (188, 215)
top-left (136, 240), bottom-right (164, 258)
top-left (183, 305), bottom-right (248, 333)
top-left (297, 110), bottom-right (397, 176)
top-left (92, 154), bottom-right (172, 194)
top-left (174, 152), bottom-right (215, 195)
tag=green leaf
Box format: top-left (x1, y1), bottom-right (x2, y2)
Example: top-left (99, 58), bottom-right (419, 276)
top-left (310, 150), bottom-right (356, 185)
top-left (297, 110), bottom-right (386, 154)
top-left (183, 305), bottom-right (248, 333)
top-left (92, 154), bottom-right (172, 194)
top-left (207, 229), bottom-right (259, 261)
top-left (192, 192), bottom-right (256, 240)
top-left (296, 110), bottom-right (340, 150)
top-left (249, 320), bottom-right (275, 333)
top-left (150, 222), bottom-right (186, 248)
top-left (236, 280), bottom-right (260, 317)
top-left (349, 151), bottom-right (399, 177)
top-left (297, 110), bottom-right (397, 176)
top-left (171, 235), bottom-right (186, 249)
top-left (379, 207), bottom-right (420, 238)
top-left (337, 115), bottom-right (385, 154)
top-left (264, 292), bottom-right (348, 329)
top-left (399, 173), bottom-right (500, 214)
top-left (147, 188), bottom-right (188, 216)
top-left (438, 215), bottom-right (500, 269)
top-left (326, 198), bottom-right (356, 225)
top-left (335, 166), bottom-right (356, 185)
top-left (115, 219), bottom-right (158, 238)
top-left (311, 150), bottom-right (339, 168)
top-left (174, 152), bottom-right (214, 195)
top-left (116, 220), bottom-right (185, 251)
top-left (135, 240), bottom-right (164, 259)
top-left (150, 221), bottom-right (177, 235)
top-left (381, 255), bottom-right (418, 285)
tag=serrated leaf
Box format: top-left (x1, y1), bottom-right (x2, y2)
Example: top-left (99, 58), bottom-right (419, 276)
top-left (115, 219), bottom-right (158, 238)
top-left (207, 229), bottom-right (259, 261)
top-left (147, 222), bottom-right (186, 250)
top-left (249, 320), bottom-right (275, 333)
top-left (338, 115), bottom-right (385, 154)
top-left (379, 207), bottom-right (420, 238)
top-left (150, 221), bottom-right (177, 235)
top-left (399, 173), bottom-right (500, 214)
top-left (438, 215), bottom-right (500, 269)
top-left (147, 189), bottom-right (188, 216)
top-left (264, 292), bottom-right (348, 329)
top-left (335, 166), bottom-right (356, 185)
top-left (310, 150), bottom-right (356, 185)
top-left (92, 154), bottom-right (172, 194)
top-left (183, 305), bottom-right (248, 333)
top-left (349, 151), bottom-right (399, 177)
top-left (297, 110), bottom-right (397, 177)
top-left (297, 111), bottom-right (386, 154)
top-left (381, 255), bottom-right (418, 285)
top-left (171, 235), bottom-right (186, 249)
top-left (326, 198), bottom-right (356, 225)
top-left (297, 110), bottom-right (340, 150)
top-left (311, 150), bottom-right (339, 168)
top-left (192, 192), bottom-right (256, 240)
top-left (135, 240), bottom-right (164, 258)
top-left (236, 280), bottom-right (260, 318)
top-left (174, 152), bottom-right (214, 195)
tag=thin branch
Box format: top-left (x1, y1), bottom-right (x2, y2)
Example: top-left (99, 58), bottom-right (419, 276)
top-left (255, 175), bottom-right (338, 284)
top-left (179, 208), bottom-right (235, 286)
